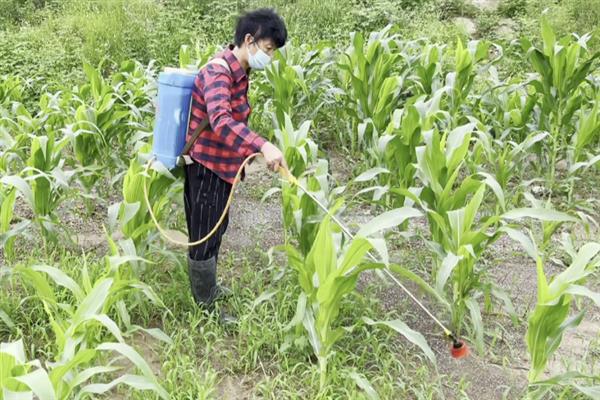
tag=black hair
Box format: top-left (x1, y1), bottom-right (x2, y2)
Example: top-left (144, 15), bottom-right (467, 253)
top-left (234, 8), bottom-right (287, 48)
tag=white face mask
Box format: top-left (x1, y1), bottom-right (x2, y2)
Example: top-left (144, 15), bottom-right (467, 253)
top-left (248, 41), bottom-right (272, 70)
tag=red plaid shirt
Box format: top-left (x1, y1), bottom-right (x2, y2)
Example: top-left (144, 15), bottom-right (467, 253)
top-left (187, 46), bottom-right (266, 184)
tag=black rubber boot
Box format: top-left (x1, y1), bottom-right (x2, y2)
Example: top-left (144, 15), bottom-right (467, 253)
top-left (188, 255), bottom-right (218, 307)
top-left (187, 256), bottom-right (237, 325)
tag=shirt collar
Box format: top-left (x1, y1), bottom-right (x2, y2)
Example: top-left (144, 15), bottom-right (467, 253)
top-left (222, 45), bottom-right (247, 82)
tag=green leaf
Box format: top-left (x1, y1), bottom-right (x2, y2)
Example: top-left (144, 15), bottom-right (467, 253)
top-left (307, 215), bottom-right (336, 287)
top-left (71, 279), bottom-right (113, 327)
top-left (436, 252), bottom-right (461, 294)
top-left (15, 266), bottom-right (56, 304)
top-left (357, 207), bottom-right (422, 237)
top-left (465, 298), bottom-right (484, 353)
top-left (10, 369), bottom-right (55, 400)
top-left (572, 384), bottom-right (600, 399)
top-left (563, 285), bottom-right (600, 307)
top-left (69, 366), bottom-right (122, 389)
top-left (285, 293), bottom-right (307, 331)
top-left (354, 167), bottom-right (390, 182)
top-left (96, 342), bottom-right (160, 385)
top-left (30, 265), bottom-right (84, 301)
top-left (0, 176), bottom-right (34, 209)
top-left (388, 263), bottom-right (448, 307)
top-left (338, 238), bottom-right (372, 275)
top-left (478, 172), bottom-right (505, 211)
top-left (252, 290), bottom-right (278, 308)
top-left (363, 317), bottom-right (435, 363)
top-left (77, 374), bottom-right (168, 400)
top-left (0, 339), bottom-right (26, 364)
top-left (502, 208), bottom-right (578, 223)
top-left (541, 17), bottom-right (556, 57)
top-left (349, 371), bottom-right (380, 400)
top-left (48, 349), bottom-right (96, 388)
top-left (500, 227), bottom-right (538, 261)
top-left (445, 123), bottom-right (474, 173)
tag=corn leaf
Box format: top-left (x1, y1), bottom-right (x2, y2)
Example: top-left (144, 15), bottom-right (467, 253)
top-left (363, 317), bottom-right (435, 363)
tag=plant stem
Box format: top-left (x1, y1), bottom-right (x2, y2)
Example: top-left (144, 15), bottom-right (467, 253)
top-left (319, 356), bottom-right (327, 391)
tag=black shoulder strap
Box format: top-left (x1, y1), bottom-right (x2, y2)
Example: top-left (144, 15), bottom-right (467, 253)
top-left (180, 58), bottom-right (231, 158)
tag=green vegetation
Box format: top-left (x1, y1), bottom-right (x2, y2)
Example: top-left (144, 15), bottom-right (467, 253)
top-left (1, 1), bottom-right (599, 399)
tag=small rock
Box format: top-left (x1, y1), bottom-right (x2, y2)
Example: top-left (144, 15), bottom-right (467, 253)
top-left (555, 159), bottom-right (568, 172)
top-left (472, 0), bottom-right (500, 11)
top-left (531, 185), bottom-right (551, 198)
top-left (455, 17), bottom-right (477, 36)
top-left (497, 18), bottom-right (518, 39)
top-left (525, 154), bottom-right (539, 165)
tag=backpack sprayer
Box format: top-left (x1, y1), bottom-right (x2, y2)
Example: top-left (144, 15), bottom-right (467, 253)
top-left (146, 66), bottom-right (469, 359)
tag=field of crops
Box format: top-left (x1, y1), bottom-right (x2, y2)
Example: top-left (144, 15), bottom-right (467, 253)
top-left (1, 0), bottom-right (600, 399)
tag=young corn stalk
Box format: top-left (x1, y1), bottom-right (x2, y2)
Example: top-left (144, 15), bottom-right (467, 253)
top-left (0, 186), bottom-right (21, 261)
top-left (1, 130), bottom-right (72, 247)
top-left (501, 215), bottom-right (599, 398)
top-left (336, 25), bottom-right (404, 151)
top-left (408, 123), bottom-right (511, 351)
top-left (355, 96), bottom-right (434, 208)
top-left (272, 114), bottom-right (317, 177)
top-left (564, 98), bottom-right (600, 208)
top-left (258, 42), bottom-right (333, 140)
top-left (521, 18), bottom-right (600, 191)
top-left (402, 41), bottom-right (446, 97)
top-left (445, 40), bottom-right (497, 124)
top-left (266, 158), bottom-right (343, 256)
top-left (474, 80), bottom-right (537, 144)
top-left (111, 146), bottom-right (176, 253)
top-left (472, 128), bottom-right (548, 208)
top-left (5, 237), bottom-right (170, 399)
top-left (70, 62), bottom-right (147, 181)
top-left (0, 337), bottom-right (167, 400)
top-left (279, 209), bottom-right (433, 392)
top-left (0, 74), bottom-right (24, 106)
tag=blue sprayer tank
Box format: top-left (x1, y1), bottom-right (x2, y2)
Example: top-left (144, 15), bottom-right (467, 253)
top-left (152, 67), bottom-right (198, 169)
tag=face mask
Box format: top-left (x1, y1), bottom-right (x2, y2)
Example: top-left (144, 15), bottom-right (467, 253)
top-left (248, 41), bottom-right (272, 70)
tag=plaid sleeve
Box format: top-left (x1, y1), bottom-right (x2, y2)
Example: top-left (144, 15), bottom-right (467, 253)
top-left (202, 64), bottom-right (266, 156)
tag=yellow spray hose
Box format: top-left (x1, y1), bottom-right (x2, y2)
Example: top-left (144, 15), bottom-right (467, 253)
top-left (142, 154), bottom-right (457, 343)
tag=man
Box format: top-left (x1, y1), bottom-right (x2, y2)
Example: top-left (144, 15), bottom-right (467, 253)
top-left (183, 8), bottom-right (287, 318)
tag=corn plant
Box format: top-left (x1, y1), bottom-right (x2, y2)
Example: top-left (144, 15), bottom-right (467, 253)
top-left (0, 75), bottom-right (24, 107)
top-left (110, 147), bottom-right (176, 253)
top-left (401, 41), bottom-right (446, 97)
top-left (563, 99), bottom-right (600, 208)
top-left (445, 40), bottom-right (497, 124)
top-left (1, 131), bottom-right (72, 245)
top-left (0, 103), bottom-right (41, 173)
top-left (502, 222), bottom-right (600, 396)
top-left (272, 113), bottom-right (317, 177)
top-left (265, 157), bottom-right (345, 256)
top-left (278, 214), bottom-right (376, 389)
top-left (473, 80), bottom-right (538, 143)
top-left (405, 123), bottom-right (511, 351)
top-left (472, 128), bottom-right (549, 207)
top-left (0, 186), bottom-right (24, 261)
top-left (336, 25), bottom-right (404, 151)
top-left (355, 99), bottom-right (431, 208)
top-left (277, 204), bottom-right (435, 392)
top-left (70, 62), bottom-right (147, 177)
top-left (64, 104), bottom-right (106, 194)
top-left (263, 43), bottom-right (333, 128)
top-left (521, 18), bottom-right (600, 188)
top-left (0, 337), bottom-right (167, 400)
top-left (5, 240), bottom-right (170, 399)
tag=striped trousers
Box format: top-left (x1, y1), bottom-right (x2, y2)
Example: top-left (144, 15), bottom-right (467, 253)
top-left (184, 162), bottom-right (232, 261)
